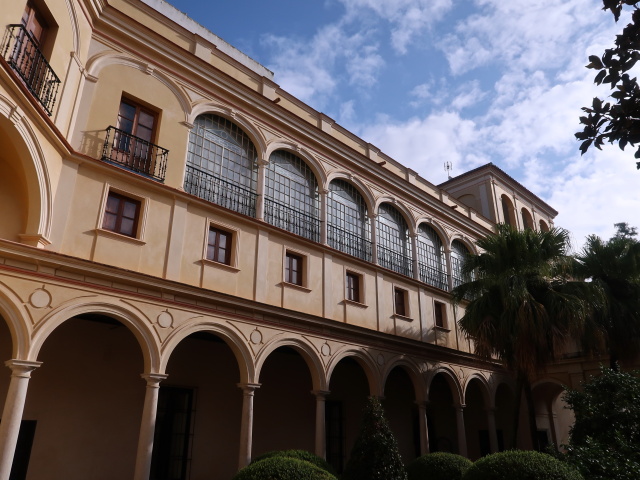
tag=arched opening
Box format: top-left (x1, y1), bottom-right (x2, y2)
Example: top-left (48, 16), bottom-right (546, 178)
top-left (539, 219), bottom-right (550, 232)
top-left (457, 194), bottom-right (480, 212)
top-left (155, 331), bottom-right (242, 480)
top-left (384, 367), bottom-right (420, 464)
top-left (427, 374), bottom-right (458, 454)
top-left (500, 195), bottom-right (517, 227)
top-left (463, 379), bottom-right (489, 459)
top-left (450, 240), bottom-right (471, 290)
top-left (326, 357), bottom-right (370, 474)
top-left (253, 347), bottom-right (315, 456)
top-left (264, 151), bottom-right (320, 242)
top-left (495, 383), bottom-right (515, 450)
top-left (25, 314), bottom-right (145, 479)
top-left (327, 179), bottom-right (371, 261)
top-left (184, 114), bottom-right (258, 217)
top-left (521, 208), bottom-right (534, 230)
top-left (417, 224), bottom-right (447, 290)
top-left (376, 203), bottom-right (412, 277)
top-left (532, 382), bottom-right (571, 450)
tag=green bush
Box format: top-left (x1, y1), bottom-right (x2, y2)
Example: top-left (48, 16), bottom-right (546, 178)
top-left (406, 452), bottom-right (472, 480)
top-left (250, 449), bottom-right (335, 475)
top-left (233, 456), bottom-right (338, 480)
top-left (462, 451), bottom-right (583, 480)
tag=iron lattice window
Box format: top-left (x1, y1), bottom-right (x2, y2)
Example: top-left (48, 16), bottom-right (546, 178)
top-left (376, 203), bottom-right (412, 276)
top-left (264, 150), bottom-right (319, 241)
top-left (327, 180), bottom-right (371, 261)
top-left (451, 240), bottom-right (470, 289)
top-left (417, 224), bottom-right (448, 290)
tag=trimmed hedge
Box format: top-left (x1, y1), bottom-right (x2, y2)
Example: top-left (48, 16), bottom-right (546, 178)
top-left (233, 456), bottom-right (338, 480)
top-left (407, 452), bottom-right (472, 480)
top-left (462, 451), bottom-right (583, 480)
top-left (250, 449), bottom-right (335, 475)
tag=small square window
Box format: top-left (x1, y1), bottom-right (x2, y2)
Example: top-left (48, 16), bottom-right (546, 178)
top-left (285, 252), bottom-right (303, 286)
top-left (102, 191), bottom-right (140, 237)
top-left (434, 301), bottom-right (447, 328)
top-left (346, 272), bottom-right (361, 303)
top-left (207, 226), bottom-right (232, 265)
top-left (394, 288), bottom-right (407, 317)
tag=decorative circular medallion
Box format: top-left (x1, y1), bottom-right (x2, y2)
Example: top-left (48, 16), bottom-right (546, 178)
top-left (157, 311), bottom-right (173, 328)
top-left (377, 354), bottom-right (385, 366)
top-left (321, 343), bottom-right (331, 356)
top-left (250, 329), bottom-right (262, 345)
top-left (29, 288), bottom-right (51, 309)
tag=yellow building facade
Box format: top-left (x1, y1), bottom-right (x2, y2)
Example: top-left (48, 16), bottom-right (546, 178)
top-left (0, 1), bottom-right (599, 479)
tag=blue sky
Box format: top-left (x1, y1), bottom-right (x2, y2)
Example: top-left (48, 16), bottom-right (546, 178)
top-left (165, 0), bottom-right (640, 248)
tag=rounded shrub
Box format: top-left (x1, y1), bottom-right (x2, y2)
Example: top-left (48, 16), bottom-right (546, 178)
top-left (233, 456), bottom-right (338, 480)
top-left (407, 452), bottom-right (472, 480)
top-left (250, 449), bottom-right (335, 475)
top-left (462, 450), bottom-right (583, 480)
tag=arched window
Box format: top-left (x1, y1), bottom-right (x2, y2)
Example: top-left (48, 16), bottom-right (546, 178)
top-left (417, 224), bottom-right (447, 290)
top-left (521, 208), bottom-right (534, 230)
top-left (539, 219), bottom-right (550, 232)
top-left (264, 150), bottom-right (319, 242)
top-left (184, 114), bottom-right (258, 216)
top-left (376, 203), bottom-right (412, 277)
top-left (500, 194), bottom-right (516, 227)
top-left (451, 240), bottom-right (471, 289)
top-left (327, 179), bottom-right (371, 261)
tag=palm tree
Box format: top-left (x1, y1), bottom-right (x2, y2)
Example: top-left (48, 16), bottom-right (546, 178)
top-left (574, 234), bottom-right (640, 370)
top-left (452, 224), bottom-right (593, 451)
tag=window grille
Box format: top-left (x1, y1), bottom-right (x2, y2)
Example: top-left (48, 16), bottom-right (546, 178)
top-left (264, 150), bottom-right (320, 242)
top-left (376, 203), bottom-right (412, 276)
top-left (327, 180), bottom-right (371, 261)
top-left (185, 114), bottom-right (258, 215)
top-left (417, 224), bottom-right (448, 290)
top-left (451, 240), bottom-right (471, 289)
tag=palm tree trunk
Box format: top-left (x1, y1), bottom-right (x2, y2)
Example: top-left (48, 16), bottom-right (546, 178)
top-left (510, 374), bottom-right (523, 449)
top-left (523, 378), bottom-right (539, 451)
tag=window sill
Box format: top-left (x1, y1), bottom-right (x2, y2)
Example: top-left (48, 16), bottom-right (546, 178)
top-left (200, 258), bottom-right (240, 272)
top-left (281, 282), bottom-right (312, 293)
top-left (434, 325), bottom-right (451, 332)
top-left (94, 228), bottom-right (145, 245)
top-left (344, 299), bottom-right (368, 309)
top-left (393, 314), bottom-right (413, 322)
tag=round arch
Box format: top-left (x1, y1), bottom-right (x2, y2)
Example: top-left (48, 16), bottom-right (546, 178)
top-left (374, 197), bottom-right (417, 236)
top-left (462, 373), bottom-right (491, 407)
top-left (448, 234), bottom-right (477, 255)
top-left (0, 283), bottom-right (32, 360)
top-left (416, 218), bottom-right (450, 247)
top-left (255, 337), bottom-right (326, 391)
top-left (326, 172), bottom-right (376, 216)
top-left (0, 94), bottom-right (52, 245)
top-left (29, 300), bottom-right (160, 373)
top-left (326, 348), bottom-right (380, 396)
top-left (426, 366), bottom-right (463, 406)
top-left (161, 320), bottom-right (254, 384)
top-left (266, 142), bottom-right (327, 188)
top-left (382, 357), bottom-right (427, 402)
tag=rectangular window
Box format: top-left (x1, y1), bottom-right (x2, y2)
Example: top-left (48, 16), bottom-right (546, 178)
top-left (345, 272), bottom-right (360, 303)
top-left (112, 98), bottom-right (158, 170)
top-left (285, 252), bottom-right (303, 286)
top-left (434, 301), bottom-right (447, 328)
top-left (102, 191), bottom-right (141, 237)
top-left (207, 226), bottom-right (232, 265)
top-left (394, 288), bottom-right (407, 317)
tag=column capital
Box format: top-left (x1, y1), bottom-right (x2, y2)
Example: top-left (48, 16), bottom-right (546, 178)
top-left (5, 360), bottom-right (41, 378)
top-left (311, 389), bottom-right (331, 398)
top-left (140, 373), bottom-right (168, 386)
top-left (237, 382), bottom-right (261, 394)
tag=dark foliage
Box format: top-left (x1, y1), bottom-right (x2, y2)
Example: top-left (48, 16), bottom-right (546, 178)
top-left (250, 449), bottom-right (335, 475)
top-left (462, 450), bottom-right (583, 480)
top-left (233, 456), bottom-right (337, 480)
top-left (406, 452), bottom-right (472, 480)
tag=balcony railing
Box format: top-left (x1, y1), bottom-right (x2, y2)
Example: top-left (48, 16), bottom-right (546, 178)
top-left (264, 199), bottom-right (320, 242)
top-left (184, 164), bottom-right (256, 217)
top-left (102, 126), bottom-right (168, 182)
top-left (2, 24), bottom-right (60, 116)
top-left (327, 224), bottom-right (372, 262)
top-left (419, 263), bottom-right (450, 291)
top-left (377, 245), bottom-right (413, 277)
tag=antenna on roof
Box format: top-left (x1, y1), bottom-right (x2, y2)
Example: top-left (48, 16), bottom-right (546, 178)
top-left (444, 161), bottom-right (452, 180)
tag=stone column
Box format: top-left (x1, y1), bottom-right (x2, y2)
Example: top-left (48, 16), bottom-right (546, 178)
top-left (370, 214), bottom-right (378, 264)
top-left (256, 159), bottom-right (268, 221)
top-left (237, 383), bottom-right (260, 469)
top-left (133, 373), bottom-right (168, 480)
top-left (320, 189), bottom-right (328, 245)
top-left (444, 248), bottom-right (454, 291)
top-left (486, 407), bottom-right (499, 453)
top-left (410, 233), bottom-right (420, 281)
top-left (313, 390), bottom-right (331, 458)
top-left (0, 360), bottom-right (41, 480)
top-left (455, 404), bottom-right (468, 458)
top-left (416, 401), bottom-right (430, 455)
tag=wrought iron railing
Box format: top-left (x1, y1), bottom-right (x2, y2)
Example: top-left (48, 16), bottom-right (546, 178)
top-left (102, 126), bottom-right (168, 182)
top-left (327, 224), bottom-right (372, 262)
top-left (377, 244), bottom-right (413, 277)
top-left (2, 24), bottom-right (60, 116)
top-left (418, 263), bottom-right (450, 291)
top-left (264, 198), bottom-right (320, 242)
top-left (184, 164), bottom-right (256, 217)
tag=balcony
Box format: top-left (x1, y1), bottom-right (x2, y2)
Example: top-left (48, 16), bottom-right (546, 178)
top-left (102, 126), bottom-right (168, 182)
top-left (327, 224), bottom-right (372, 262)
top-left (264, 199), bottom-right (320, 242)
top-left (377, 245), bottom-right (413, 277)
top-left (419, 263), bottom-right (450, 291)
top-left (2, 24), bottom-right (60, 116)
top-left (184, 164), bottom-right (257, 217)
